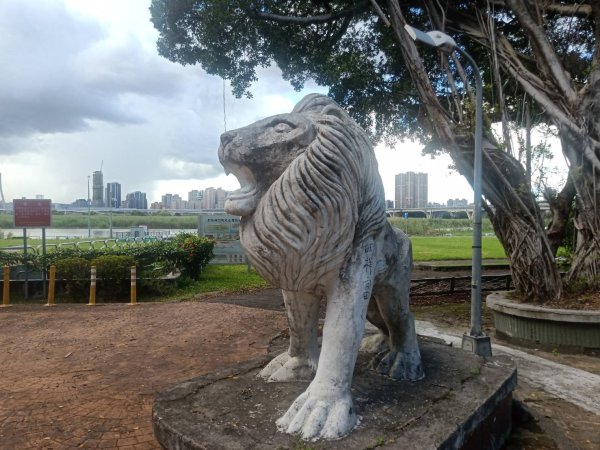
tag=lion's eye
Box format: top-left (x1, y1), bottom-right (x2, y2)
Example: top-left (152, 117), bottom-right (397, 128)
top-left (274, 122), bottom-right (292, 133)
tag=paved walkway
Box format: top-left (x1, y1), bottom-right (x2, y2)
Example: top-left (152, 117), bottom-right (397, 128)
top-left (415, 320), bottom-right (600, 416)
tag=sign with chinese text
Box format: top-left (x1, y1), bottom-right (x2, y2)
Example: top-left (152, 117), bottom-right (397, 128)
top-left (198, 213), bottom-right (240, 240)
top-left (13, 199), bottom-right (52, 227)
top-left (198, 213), bottom-right (246, 265)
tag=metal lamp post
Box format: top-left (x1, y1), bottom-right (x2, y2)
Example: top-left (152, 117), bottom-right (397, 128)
top-left (108, 190), bottom-right (114, 239)
top-left (87, 175), bottom-right (91, 238)
top-left (404, 25), bottom-right (492, 357)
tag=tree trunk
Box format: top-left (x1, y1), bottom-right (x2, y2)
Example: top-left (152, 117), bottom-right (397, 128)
top-left (545, 171), bottom-right (575, 255)
top-left (455, 142), bottom-right (562, 301)
top-left (561, 130), bottom-right (600, 285)
top-left (389, 1), bottom-right (562, 301)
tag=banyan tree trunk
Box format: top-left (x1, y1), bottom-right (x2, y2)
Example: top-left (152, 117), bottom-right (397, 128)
top-left (562, 129), bottom-right (600, 285)
top-left (455, 143), bottom-right (562, 302)
top-left (390, 3), bottom-right (562, 302)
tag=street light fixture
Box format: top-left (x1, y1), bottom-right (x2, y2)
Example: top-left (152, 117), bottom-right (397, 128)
top-left (405, 24), bottom-right (492, 357)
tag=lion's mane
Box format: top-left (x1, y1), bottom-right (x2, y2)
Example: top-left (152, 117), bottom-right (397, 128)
top-left (242, 95), bottom-right (388, 293)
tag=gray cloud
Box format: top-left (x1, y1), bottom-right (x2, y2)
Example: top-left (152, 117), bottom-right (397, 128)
top-left (0, 0), bottom-right (186, 141)
top-left (0, 0), bottom-right (331, 204)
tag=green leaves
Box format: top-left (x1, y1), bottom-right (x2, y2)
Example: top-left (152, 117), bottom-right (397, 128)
top-left (171, 232), bottom-right (215, 280)
top-left (19, 235), bottom-right (215, 281)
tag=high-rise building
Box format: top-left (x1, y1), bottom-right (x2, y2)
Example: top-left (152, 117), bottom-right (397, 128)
top-left (0, 173), bottom-right (5, 207)
top-left (188, 190), bottom-right (204, 209)
top-left (172, 194), bottom-right (185, 209)
top-left (92, 171), bottom-right (104, 207)
top-left (125, 191), bottom-right (147, 209)
top-left (105, 182), bottom-right (121, 208)
top-left (161, 193), bottom-right (173, 209)
top-left (215, 188), bottom-right (227, 209)
top-left (395, 172), bottom-right (428, 208)
top-left (203, 187), bottom-right (217, 209)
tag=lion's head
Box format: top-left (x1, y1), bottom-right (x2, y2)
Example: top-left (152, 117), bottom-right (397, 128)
top-left (218, 94), bottom-right (387, 292)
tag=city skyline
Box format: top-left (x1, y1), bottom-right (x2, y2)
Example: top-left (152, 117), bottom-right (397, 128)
top-left (1, 167), bottom-right (471, 211)
top-left (66, 170), bottom-right (232, 210)
top-left (0, 0), bottom-right (489, 209)
top-left (0, 1), bottom-right (568, 208)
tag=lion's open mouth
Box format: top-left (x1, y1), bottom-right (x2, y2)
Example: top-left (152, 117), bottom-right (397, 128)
top-left (221, 161), bottom-right (259, 215)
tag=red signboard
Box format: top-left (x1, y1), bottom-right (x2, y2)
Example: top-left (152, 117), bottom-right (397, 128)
top-left (13, 199), bottom-right (52, 227)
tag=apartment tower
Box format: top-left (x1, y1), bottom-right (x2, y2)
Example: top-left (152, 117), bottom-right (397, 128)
top-left (394, 172), bottom-right (428, 208)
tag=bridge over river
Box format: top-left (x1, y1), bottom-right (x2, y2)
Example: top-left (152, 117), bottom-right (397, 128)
top-left (388, 201), bottom-right (550, 219)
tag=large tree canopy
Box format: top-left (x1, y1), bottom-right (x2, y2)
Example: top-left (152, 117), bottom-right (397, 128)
top-left (151, 0), bottom-right (599, 301)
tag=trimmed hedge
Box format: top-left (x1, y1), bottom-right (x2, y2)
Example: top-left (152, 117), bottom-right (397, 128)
top-left (55, 256), bottom-right (91, 300)
top-left (92, 255), bottom-right (136, 299)
top-left (38, 236), bottom-right (215, 280)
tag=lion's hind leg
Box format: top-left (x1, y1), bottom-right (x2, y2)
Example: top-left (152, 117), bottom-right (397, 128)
top-left (369, 229), bottom-right (424, 381)
top-left (258, 290), bottom-right (320, 382)
top-left (370, 293), bottom-right (424, 381)
top-left (369, 284), bottom-right (424, 380)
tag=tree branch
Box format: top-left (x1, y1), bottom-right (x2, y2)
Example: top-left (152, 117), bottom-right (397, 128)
top-left (369, 0), bottom-right (390, 26)
top-left (544, 2), bottom-right (592, 17)
top-left (505, 0), bottom-right (578, 106)
top-left (454, 15), bottom-right (580, 130)
top-left (246, 1), bottom-right (370, 25)
top-left (489, 1), bottom-right (592, 17)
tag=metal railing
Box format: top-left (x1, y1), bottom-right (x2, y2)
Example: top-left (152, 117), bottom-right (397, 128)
top-left (410, 274), bottom-right (512, 296)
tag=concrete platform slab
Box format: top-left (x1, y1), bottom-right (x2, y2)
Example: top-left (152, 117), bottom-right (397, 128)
top-left (153, 339), bottom-right (516, 450)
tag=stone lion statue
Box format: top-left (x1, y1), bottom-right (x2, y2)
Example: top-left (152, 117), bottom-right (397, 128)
top-left (218, 94), bottom-right (424, 440)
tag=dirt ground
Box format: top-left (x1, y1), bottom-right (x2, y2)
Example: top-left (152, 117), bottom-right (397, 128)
top-left (0, 300), bottom-right (287, 449)
top-left (1, 288), bottom-right (599, 449)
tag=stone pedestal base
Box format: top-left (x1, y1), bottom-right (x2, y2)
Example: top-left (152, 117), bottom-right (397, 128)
top-left (153, 339), bottom-right (516, 449)
top-left (462, 333), bottom-right (493, 357)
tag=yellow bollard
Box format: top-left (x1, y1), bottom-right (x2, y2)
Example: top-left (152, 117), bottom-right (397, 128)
top-left (88, 266), bottom-right (96, 306)
top-left (1, 265), bottom-right (11, 308)
top-left (45, 265), bottom-right (56, 307)
top-left (129, 266), bottom-right (137, 306)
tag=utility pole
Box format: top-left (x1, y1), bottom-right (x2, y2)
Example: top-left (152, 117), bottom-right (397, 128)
top-left (87, 175), bottom-right (91, 238)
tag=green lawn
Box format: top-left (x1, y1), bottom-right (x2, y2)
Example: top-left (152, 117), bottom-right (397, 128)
top-left (163, 265), bottom-right (271, 301)
top-left (0, 235), bottom-right (506, 261)
top-left (0, 211), bottom-right (199, 229)
top-left (0, 238), bottom-right (83, 249)
top-left (411, 236), bottom-right (506, 261)
top-left (191, 237), bottom-right (507, 298)
top-left (196, 265), bottom-right (270, 293)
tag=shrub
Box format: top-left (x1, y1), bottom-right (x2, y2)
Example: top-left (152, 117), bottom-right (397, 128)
top-left (555, 246), bottom-right (572, 269)
top-left (0, 250), bottom-right (22, 267)
top-left (55, 257), bottom-right (91, 301)
top-left (91, 255), bottom-right (135, 300)
top-left (171, 233), bottom-right (215, 280)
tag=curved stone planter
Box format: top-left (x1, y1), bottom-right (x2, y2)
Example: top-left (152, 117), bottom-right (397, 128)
top-left (487, 291), bottom-right (600, 351)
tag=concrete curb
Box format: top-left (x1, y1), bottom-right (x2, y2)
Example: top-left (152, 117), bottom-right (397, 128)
top-left (487, 291), bottom-right (600, 350)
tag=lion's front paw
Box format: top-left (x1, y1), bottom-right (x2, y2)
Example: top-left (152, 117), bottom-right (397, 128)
top-left (276, 387), bottom-right (357, 441)
top-left (258, 352), bottom-right (317, 382)
top-left (373, 350), bottom-right (425, 381)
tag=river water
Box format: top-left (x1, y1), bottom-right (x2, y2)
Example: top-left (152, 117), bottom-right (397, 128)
top-left (6, 228), bottom-right (197, 239)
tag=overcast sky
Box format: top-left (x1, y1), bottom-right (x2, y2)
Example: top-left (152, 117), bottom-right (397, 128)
top-left (0, 0), bottom-right (564, 206)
